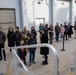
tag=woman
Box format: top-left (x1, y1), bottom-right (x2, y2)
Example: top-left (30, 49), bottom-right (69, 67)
top-left (60, 24), bottom-right (65, 41)
top-left (68, 23), bottom-right (73, 40)
top-left (49, 24), bottom-right (54, 44)
top-left (7, 27), bottom-right (15, 52)
top-left (31, 26), bottom-right (37, 44)
top-left (40, 29), bottom-right (49, 65)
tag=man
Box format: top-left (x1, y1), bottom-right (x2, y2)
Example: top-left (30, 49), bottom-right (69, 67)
top-left (55, 22), bottom-right (60, 42)
top-left (0, 27), bottom-right (6, 61)
top-left (64, 22), bottom-right (68, 40)
top-left (14, 27), bottom-right (21, 46)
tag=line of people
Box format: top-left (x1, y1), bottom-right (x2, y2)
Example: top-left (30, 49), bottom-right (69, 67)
top-left (0, 21), bottom-right (76, 66)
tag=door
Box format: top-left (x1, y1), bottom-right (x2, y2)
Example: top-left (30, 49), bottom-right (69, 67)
top-left (0, 9), bottom-right (16, 34)
top-left (35, 18), bottom-right (45, 30)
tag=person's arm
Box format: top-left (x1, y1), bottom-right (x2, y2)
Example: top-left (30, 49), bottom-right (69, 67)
top-left (3, 32), bottom-right (6, 43)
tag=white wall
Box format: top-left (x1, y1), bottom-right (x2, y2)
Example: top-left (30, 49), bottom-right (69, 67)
top-left (25, 0), bottom-right (51, 30)
top-left (53, 1), bottom-right (70, 26)
top-left (0, 0), bottom-right (21, 29)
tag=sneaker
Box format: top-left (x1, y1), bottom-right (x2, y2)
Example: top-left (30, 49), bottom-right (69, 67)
top-left (28, 63), bottom-right (31, 66)
top-left (33, 61), bottom-right (36, 64)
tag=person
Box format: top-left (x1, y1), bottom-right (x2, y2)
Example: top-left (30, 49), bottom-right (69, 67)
top-left (74, 21), bottom-right (76, 38)
top-left (55, 22), bottom-right (60, 42)
top-left (21, 26), bottom-right (29, 45)
top-left (0, 27), bottom-right (6, 61)
top-left (28, 34), bottom-right (36, 66)
top-left (39, 23), bottom-right (43, 31)
top-left (60, 24), bottom-right (65, 41)
top-left (17, 40), bottom-right (27, 65)
top-left (64, 22), bottom-right (68, 40)
top-left (31, 26), bottom-right (37, 44)
top-left (44, 24), bottom-right (49, 36)
top-left (40, 29), bottom-right (49, 65)
top-left (14, 26), bottom-right (21, 46)
top-left (7, 27), bottom-right (15, 52)
top-left (48, 24), bottom-right (54, 44)
top-left (68, 23), bottom-right (73, 40)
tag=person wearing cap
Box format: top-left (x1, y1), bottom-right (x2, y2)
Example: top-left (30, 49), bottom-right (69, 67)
top-left (0, 27), bottom-right (6, 61)
top-left (40, 29), bottom-right (49, 65)
top-left (28, 33), bottom-right (36, 66)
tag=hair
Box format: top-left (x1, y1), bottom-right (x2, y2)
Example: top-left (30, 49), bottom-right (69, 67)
top-left (8, 27), bottom-right (14, 32)
top-left (16, 26), bottom-right (19, 30)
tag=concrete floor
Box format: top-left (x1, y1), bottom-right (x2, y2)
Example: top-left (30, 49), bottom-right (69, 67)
top-left (0, 33), bottom-right (76, 75)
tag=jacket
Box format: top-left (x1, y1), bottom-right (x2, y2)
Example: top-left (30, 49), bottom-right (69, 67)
top-left (28, 38), bottom-right (36, 52)
top-left (40, 33), bottom-right (49, 55)
top-left (7, 32), bottom-right (15, 47)
top-left (0, 31), bottom-right (6, 45)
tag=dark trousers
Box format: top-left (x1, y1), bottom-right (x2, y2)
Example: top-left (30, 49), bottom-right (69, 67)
top-left (29, 51), bottom-right (35, 63)
top-left (44, 55), bottom-right (48, 62)
top-left (68, 34), bottom-right (71, 38)
top-left (64, 33), bottom-right (68, 40)
top-left (56, 32), bottom-right (59, 41)
top-left (49, 33), bottom-right (53, 44)
top-left (20, 55), bottom-right (26, 64)
top-left (0, 44), bottom-right (6, 60)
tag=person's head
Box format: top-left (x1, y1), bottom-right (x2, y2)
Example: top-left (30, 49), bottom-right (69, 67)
top-left (20, 40), bottom-right (24, 45)
top-left (64, 22), bottom-right (67, 25)
top-left (60, 24), bottom-right (63, 27)
top-left (30, 34), bottom-right (34, 39)
top-left (56, 22), bottom-right (59, 26)
top-left (68, 22), bottom-right (71, 26)
top-left (8, 27), bottom-right (14, 32)
top-left (0, 27), bottom-right (2, 32)
top-left (23, 26), bottom-right (27, 32)
top-left (45, 24), bottom-right (48, 28)
top-left (15, 26), bottom-right (19, 32)
top-left (31, 26), bottom-right (35, 30)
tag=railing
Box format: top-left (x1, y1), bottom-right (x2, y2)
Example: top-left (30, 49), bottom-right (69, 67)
top-left (2, 44), bottom-right (59, 75)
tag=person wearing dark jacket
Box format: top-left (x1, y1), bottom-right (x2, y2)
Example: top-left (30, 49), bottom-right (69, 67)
top-left (55, 22), bottom-right (60, 42)
top-left (64, 22), bottom-right (68, 40)
top-left (40, 29), bottom-right (49, 65)
top-left (14, 27), bottom-right (21, 46)
top-left (28, 34), bottom-right (36, 66)
top-left (31, 26), bottom-right (37, 43)
top-left (0, 27), bottom-right (6, 61)
top-left (17, 40), bottom-right (27, 65)
top-left (74, 21), bottom-right (76, 38)
top-left (7, 27), bottom-right (15, 52)
top-left (48, 24), bottom-right (54, 44)
top-left (68, 23), bottom-right (73, 39)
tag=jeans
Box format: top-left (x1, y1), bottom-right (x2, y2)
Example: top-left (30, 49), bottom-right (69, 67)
top-left (0, 44), bottom-right (6, 60)
top-left (29, 51), bottom-right (35, 63)
top-left (56, 32), bottom-right (59, 41)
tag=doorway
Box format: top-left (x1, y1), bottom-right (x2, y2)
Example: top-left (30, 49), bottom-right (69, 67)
top-left (35, 18), bottom-right (45, 30)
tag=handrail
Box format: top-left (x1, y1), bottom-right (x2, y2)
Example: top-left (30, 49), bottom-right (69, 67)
top-left (2, 44), bottom-right (59, 75)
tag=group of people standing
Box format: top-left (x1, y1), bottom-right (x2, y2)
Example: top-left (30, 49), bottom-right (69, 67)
top-left (0, 21), bottom-right (76, 66)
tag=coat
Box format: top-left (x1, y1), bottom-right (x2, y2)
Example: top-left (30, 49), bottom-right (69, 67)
top-left (68, 26), bottom-right (73, 35)
top-left (7, 32), bottom-right (15, 47)
top-left (40, 33), bottom-right (49, 55)
top-left (0, 31), bottom-right (6, 45)
top-left (17, 45), bottom-right (27, 58)
top-left (31, 29), bottom-right (37, 43)
top-left (14, 31), bottom-right (21, 46)
top-left (28, 38), bottom-right (36, 52)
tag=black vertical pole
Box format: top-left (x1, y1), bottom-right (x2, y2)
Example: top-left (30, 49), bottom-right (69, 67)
top-left (61, 35), bottom-right (66, 51)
